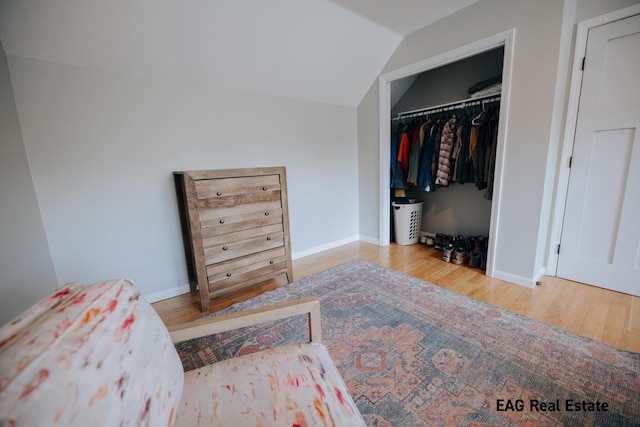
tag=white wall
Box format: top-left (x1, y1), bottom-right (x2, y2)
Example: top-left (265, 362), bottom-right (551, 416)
top-left (7, 57), bottom-right (359, 301)
top-left (0, 44), bottom-right (58, 324)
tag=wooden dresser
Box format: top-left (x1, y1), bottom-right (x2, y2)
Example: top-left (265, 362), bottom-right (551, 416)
top-left (173, 167), bottom-right (293, 311)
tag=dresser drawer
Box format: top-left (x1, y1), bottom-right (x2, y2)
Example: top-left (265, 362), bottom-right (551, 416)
top-left (204, 231), bottom-right (284, 266)
top-left (206, 247), bottom-right (288, 293)
top-left (195, 175), bottom-right (281, 199)
top-left (203, 222), bottom-right (283, 247)
top-left (199, 201), bottom-right (283, 237)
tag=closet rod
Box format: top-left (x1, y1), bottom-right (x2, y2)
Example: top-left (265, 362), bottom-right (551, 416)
top-left (394, 93), bottom-right (500, 121)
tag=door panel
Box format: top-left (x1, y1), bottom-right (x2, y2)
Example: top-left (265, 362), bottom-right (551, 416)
top-left (557, 14), bottom-right (640, 296)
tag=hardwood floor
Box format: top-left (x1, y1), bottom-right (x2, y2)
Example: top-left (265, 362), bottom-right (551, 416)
top-left (153, 241), bottom-right (640, 353)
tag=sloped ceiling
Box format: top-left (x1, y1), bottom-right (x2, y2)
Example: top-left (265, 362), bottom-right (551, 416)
top-left (0, 0), bottom-right (479, 107)
top-left (328, 0), bottom-right (481, 37)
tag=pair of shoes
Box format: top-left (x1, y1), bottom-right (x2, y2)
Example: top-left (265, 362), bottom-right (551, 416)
top-left (451, 246), bottom-right (468, 265)
top-left (453, 235), bottom-right (465, 248)
top-left (464, 235), bottom-right (489, 252)
top-left (468, 250), bottom-right (484, 268)
top-left (435, 233), bottom-right (454, 250)
top-left (425, 235), bottom-right (435, 247)
top-left (441, 243), bottom-right (455, 262)
top-left (466, 236), bottom-right (476, 252)
top-left (475, 236), bottom-right (487, 252)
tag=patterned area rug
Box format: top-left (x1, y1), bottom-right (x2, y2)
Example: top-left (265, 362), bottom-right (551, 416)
top-left (175, 259), bottom-right (640, 426)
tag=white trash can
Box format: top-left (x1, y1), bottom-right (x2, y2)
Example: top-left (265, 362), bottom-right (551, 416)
top-left (392, 201), bottom-right (423, 245)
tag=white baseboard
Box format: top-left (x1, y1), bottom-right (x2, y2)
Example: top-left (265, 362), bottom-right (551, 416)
top-left (533, 266), bottom-right (545, 285)
top-left (292, 235), bottom-right (360, 260)
top-left (146, 283), bottom-right (191, 303)
top-left (358, 235), bottom-right (380, 245)
top-left (491, 269), bottom-right (536, 288)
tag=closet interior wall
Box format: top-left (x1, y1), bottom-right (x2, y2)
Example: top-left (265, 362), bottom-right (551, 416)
top-left (390, 47), bottom-right (504, 239)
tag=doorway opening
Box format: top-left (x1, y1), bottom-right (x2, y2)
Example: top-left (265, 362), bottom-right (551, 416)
top-left (378, 30), bottom-right (515, 280)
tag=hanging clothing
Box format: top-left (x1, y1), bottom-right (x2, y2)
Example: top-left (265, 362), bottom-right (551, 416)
top-left (475, 111), bottom-right (497, 191)
top-left (469, 126), bottom-right (479, 168)
top-left (455, 123), bottom-right (474, 184)
top-left (451, 124), bottom-right (464, 183)
top-left (435, 116), bottom-right (457, 187)
top-left (431, 121), bottom-right (443, 183)
top-left (390, 99), bottom-right (499, 196)
top-left (397, 127), bottom-right (410, 171)
top-left (407, 119), bottom-right (424, 186)
top-left (417, 121), bottom-right (437, 192)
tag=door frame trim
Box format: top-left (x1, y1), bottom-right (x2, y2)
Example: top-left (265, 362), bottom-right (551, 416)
top-left (378, 29), bottom-right (515, 280)
top-left (548, 3), bottom-right (640, 275)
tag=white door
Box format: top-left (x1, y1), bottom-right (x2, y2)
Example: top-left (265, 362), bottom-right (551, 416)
top-left (557, 14), bottom-right (640, 296)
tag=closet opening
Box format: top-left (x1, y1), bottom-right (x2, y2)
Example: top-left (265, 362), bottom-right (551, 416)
top-left (378, 30), bottom-right (514, 280)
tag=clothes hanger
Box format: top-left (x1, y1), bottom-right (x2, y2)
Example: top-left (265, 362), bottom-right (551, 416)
top-left (472, 100), bottom-right (488, 125)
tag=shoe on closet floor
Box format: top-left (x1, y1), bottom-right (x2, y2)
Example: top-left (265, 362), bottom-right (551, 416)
top-left (466, 236), bottom-right (477, 252)
top-left (443, 234), bottom-right (455, 248)
top-left (442, 243), bottom-right (455, 262)
top-left (451, 246), bottom-right (468, 265)
top-left (468, 250), bottom-right (483, 268)
top-left (425, 235), bottom-right (435, 247)
top-left (475, 236), bottom-right (486, 252)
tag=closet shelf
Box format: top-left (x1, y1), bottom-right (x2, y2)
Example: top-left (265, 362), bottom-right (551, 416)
top-left (394, 93), bottom-right (500, 121)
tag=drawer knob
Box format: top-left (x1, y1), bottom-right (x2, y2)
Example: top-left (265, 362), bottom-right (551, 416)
top-left (264, 212), bottom-right (270, 216)
top-left (216, 191), bottom-right (222, 196)
top-left (262, 186), bottom-right (268, 191)
top-left (266, 236), bottom-right (272, 241)
top-left (219, 219), bottom-right (225, 224)
top-left (222, 246), bottom-right (228, 251)
top-left (269, 260), bottom-right (274, 265)
top-left (226, 273), bottom-right (232, 277)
